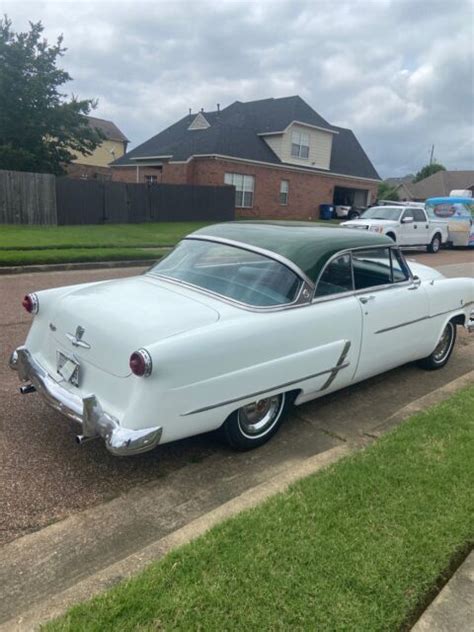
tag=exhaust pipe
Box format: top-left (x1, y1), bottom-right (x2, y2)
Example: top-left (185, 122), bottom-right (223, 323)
top-left (75, 434), bottom-right (97, 446)
top-left (20, 384), bottom-right (36, 394)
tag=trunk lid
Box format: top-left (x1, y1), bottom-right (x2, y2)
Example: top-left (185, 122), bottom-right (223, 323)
top-left (49, 276), bottom-right (220, 376)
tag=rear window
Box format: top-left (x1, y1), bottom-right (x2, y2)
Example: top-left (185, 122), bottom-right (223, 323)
top-left (150, 239), bottom-right (302, 307)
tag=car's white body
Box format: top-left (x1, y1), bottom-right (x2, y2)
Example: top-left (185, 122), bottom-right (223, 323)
top-left (10, 226), bottom-right (473, 456)
top-left (342, 206), bottom-right (449, 248)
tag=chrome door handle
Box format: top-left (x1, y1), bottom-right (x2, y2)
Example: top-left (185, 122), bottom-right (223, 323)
top-left (359, 295), bottom-right (375, 304)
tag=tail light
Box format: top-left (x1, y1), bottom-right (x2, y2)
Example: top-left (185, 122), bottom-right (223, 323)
top-left (22, 293), bottom-right (39, 314)
top-left (129, 349), bottom-right (153, 377)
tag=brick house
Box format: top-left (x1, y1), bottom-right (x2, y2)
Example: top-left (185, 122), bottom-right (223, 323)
top-left (111, 96), bottom-right (380, 219)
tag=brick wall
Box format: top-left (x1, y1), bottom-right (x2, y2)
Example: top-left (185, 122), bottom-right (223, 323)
top-left (112, 158), bottom-right (378, 219)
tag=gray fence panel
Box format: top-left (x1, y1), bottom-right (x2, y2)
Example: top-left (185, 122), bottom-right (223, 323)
top-left (56, 179), bottom-right (104, 225)
top-left (104, 182), bottom-right (128, 223)
top-left (0, 170), bottom-right (56, 224)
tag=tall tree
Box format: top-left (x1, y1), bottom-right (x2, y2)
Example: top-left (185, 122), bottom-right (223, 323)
top-left (0, 17), bottom-right (102, 175)
top-left (413, 162), bottom-right (446, 183)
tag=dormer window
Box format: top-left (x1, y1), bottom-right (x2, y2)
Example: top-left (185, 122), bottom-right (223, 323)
top-left (291, 130), bottom-right (310, 159)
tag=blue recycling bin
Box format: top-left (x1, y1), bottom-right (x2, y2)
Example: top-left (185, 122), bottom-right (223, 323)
top-left (319, 204), bottom-right (334, 220)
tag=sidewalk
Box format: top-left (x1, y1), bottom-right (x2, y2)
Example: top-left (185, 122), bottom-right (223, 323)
top-left (412, 550), bottom-right (474, 632)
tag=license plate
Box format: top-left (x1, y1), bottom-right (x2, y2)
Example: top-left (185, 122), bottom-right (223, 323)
top-left (57, 351), bottom-right (80, 386)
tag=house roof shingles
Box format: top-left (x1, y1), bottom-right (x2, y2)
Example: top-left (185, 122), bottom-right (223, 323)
top-left (112, 96), bottom-right (379, 180)
top-left (87, 116), bottom-right (129, 143)
top-left (406, 170), bottom-right (474, 200)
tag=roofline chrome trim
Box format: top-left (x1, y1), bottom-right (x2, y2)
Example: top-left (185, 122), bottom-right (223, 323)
top-left (185, 234), bottom-right (315, 289)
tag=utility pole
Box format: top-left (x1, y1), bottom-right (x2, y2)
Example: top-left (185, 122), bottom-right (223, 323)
top-left (429, 144), bottom-right (435, 166)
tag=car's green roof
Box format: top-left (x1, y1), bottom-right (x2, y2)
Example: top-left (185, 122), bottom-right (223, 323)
top-left (190, 221), bottom-right (393, 283)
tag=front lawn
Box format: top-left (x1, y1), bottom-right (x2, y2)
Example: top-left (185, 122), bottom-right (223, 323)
top-left (0, 222), bottom-right (211, 250)
top-left (0, 247), bottom-right (169, 266)
top-left (45, 386), bottom-right (474, 631)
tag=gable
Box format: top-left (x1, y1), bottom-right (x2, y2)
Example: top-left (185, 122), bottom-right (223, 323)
top-left (188, 112), bottom-right (211, 131)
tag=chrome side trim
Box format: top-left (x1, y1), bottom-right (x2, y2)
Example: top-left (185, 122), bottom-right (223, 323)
top-left (319, 341), bottom-right (352, 391)
top-left (10, 347), bottom-right (162, 456)
top-left (185, 235), bottom-right (315, 289)
top-left (375, 305), bottom-right (472, 334)
top-left (181, 342), bottom-right (352, 416)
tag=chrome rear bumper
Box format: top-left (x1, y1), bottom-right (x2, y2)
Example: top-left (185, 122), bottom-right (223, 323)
top-left (9, 346), bottom-right (162, 456)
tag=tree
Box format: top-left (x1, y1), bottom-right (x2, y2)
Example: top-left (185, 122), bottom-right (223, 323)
top-left (377, 181), bottom-right (400, 201)
top-left (0, 17), bottom-right (102, 175)
top-left (413, 162), bottom-right (446, 183)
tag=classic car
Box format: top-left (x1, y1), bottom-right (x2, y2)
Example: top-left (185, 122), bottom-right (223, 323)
top-left (9, 222), bottom-right (474, 456)
top-left (341, 205), bottom-right (449, 252)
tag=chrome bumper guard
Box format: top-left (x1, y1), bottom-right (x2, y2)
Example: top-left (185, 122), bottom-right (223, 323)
top-left (9, 347), bottom-right (162, 456)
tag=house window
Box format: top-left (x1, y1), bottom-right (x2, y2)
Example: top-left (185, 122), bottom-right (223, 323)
top-left (224, 173), bottom-right (255, 208)
top-left (145, 175), bottom-right (157, 184)
top-left (291, 130), bottom-right (310, 159)
top-left (280, 180), bottom-right (289, 205)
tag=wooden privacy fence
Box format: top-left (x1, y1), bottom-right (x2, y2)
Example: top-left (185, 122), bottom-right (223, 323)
top-left (0, 169), bottom-right (235, 225)
top-left (0, 170), bottom-right (57, 224)
top-left (55, 179), bottom-right (235, 224)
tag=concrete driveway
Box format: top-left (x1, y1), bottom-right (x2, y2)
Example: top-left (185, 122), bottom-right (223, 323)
top-left (1, 251), bottom-right (473, 546)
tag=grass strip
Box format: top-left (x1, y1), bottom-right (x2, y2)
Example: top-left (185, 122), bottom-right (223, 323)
top-left (0, 222), bottom-right (211, 250)
top-left (0, 247), bottom-right (169, 266)
top-left (45, 386), bottom-right (474, 631)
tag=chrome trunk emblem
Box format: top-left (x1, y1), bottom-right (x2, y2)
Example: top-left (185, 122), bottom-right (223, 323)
top-left (66, 326), bottom-right (91, 349)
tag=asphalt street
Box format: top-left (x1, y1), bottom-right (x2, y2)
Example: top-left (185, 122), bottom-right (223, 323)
top-left (0, 249), bottom-right (473, 545)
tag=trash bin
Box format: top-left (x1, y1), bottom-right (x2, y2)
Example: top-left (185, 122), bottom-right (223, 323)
top-left (319, 204), bottom-right (334, 220)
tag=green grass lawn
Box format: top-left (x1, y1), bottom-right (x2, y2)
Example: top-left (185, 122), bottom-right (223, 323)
top-left (0, 222), bottom-right (211, 250)
top-left (0, 247), bottom-right (169, 266)
top-left (45, 386), bottom-right (474, 632)
top-left (0, 220), bottom-right (340, 266)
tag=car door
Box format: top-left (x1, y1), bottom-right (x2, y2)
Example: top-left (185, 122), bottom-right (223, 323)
top-left (295, 252), bottom-right (363, 403)
top-left (352, 247), bottom-right (433, 382)
top-left (412, 208), bottom-right (430, 245)
top-left (399, 208), bottom-right (416, 245)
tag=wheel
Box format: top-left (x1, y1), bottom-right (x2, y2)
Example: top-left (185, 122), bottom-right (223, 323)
top-left (417, 321), bottom-right (456, 370)
top-left (386, 232), bottom-right (397, 242)
top-left (222, 393), bottom-right (287, 450)
top-left (427, 234), bottom-right (441, 253)
top-left (348, 210), bottom-right (360, 220)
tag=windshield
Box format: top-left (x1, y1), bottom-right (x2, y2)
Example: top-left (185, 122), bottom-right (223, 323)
top-left (149, 239), bottom-right (302, 307)
top-left (360, 207), bottom-right (402, 221)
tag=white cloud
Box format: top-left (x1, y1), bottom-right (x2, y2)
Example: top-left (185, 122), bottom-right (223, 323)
top-left (2, 0), bottom-right (474, 177)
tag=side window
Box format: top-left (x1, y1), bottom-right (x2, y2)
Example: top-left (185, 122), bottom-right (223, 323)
top-left (353, 248), bottom-right (392, 289)
top-left (391, 249), bottom-right (410, 282)
top-left (413, 209), bottom-right (426, 222)
top-left (401, 209), bottom-right (414, 221)
top-left (315, 254), bottom-right (353, 297)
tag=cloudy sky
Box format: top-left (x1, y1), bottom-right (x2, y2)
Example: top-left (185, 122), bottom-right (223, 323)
top-left (4, 0), bottom-right (474, 178)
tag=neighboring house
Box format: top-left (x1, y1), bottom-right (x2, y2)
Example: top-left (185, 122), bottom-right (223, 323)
top-left (67, 116), bottom-right (129, 180)
top-left (395, 170), bottom-right (474, 201)
top-left (111, 96), bottom-right (380, 219)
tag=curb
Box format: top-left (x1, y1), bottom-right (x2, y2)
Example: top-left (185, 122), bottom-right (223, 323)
top-left (0, 259), bottom-right (157, 275)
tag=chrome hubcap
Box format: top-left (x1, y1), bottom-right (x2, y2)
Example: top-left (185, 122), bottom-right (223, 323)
top-left (433, 323), bottom-right (453, 362)
top-left (433, 239), bottom-right (440, 251)
top-left (237, 395), bottom-right (283, 438)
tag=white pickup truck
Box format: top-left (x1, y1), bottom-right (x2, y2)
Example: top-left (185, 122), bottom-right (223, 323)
top-left (341, 205), bottom-right (449, 253)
